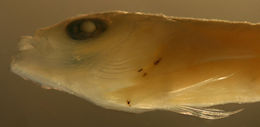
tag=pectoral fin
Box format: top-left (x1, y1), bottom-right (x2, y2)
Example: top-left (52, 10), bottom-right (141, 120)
top-left (169, 105), bottom-right (243, 119)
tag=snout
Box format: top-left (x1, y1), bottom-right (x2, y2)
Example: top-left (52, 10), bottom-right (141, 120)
top-left (18, 36), bottom-right (35, 51)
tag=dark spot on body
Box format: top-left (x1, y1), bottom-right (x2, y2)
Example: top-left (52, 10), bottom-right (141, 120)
top-left (143, 72), bottom-right (147, 77)
top-left (154, 58), bottom-right (162, 65)
top-left (127, 99), bottom-right (131, 107)
top-left (138, 68), bottom-right (143, 72)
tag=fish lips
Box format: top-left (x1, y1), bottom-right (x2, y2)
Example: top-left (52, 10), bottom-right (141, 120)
top-left (17, 36), bottom-right (35, 51)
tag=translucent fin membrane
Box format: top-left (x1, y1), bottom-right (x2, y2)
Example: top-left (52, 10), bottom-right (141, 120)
top-left (171, 105), bottom-right (243, 119)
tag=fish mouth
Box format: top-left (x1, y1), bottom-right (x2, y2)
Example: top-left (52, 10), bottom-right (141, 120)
top-left (10, 43), bottom-right (59, 91)
top-left (10, 35), bottom-right (69, 92)
top-left (10, 35), bottom-right (40, 82)
top-left (17, 36), bottom-right (35, 51)
top-left (11, 35), bottom-right (36, 75)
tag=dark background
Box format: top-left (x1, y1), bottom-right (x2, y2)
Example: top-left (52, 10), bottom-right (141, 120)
top-left (1, 0), bottom-right (260, 127)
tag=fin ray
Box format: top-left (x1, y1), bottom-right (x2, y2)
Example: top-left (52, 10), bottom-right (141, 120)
top-left (169, 105), bottom-right (243, 119)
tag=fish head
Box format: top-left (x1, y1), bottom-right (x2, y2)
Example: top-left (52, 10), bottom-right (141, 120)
top-left (11, 11), bottom-right (170, 108)
top-left (11, 11), bottom-right (175, 110)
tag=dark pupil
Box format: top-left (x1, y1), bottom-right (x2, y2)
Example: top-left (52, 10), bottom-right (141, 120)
top-left (66, 18), bottom-right (107, 40)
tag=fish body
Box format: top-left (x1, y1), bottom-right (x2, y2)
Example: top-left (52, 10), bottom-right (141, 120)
top-left (11, 11), bottom-right (260, 119)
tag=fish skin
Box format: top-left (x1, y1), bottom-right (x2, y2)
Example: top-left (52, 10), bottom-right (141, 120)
top-left (10, 11), bottom-right (260, 119)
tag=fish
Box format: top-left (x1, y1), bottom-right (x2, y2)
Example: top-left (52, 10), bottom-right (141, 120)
top-left (10, 11), bottom-right (260, 119)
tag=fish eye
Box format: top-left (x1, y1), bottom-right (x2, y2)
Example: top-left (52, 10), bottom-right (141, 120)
top-left (66, 18), bottom-right (107, 40)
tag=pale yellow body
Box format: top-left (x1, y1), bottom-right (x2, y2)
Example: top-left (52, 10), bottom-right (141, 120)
top-left (11, 11), bottom-right (260, 119)
top-left (111, 19), bottom-right (260, 106)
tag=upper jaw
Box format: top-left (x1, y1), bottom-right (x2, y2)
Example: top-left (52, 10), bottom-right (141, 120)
top-left (18, 36), bottom-right (35, 51)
